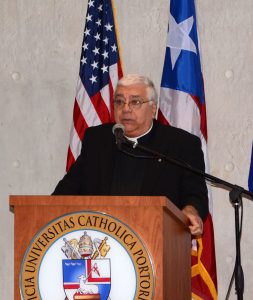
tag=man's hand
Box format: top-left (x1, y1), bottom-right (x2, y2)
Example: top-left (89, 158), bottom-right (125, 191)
top-left (182, 205), bottom-right (203, 236)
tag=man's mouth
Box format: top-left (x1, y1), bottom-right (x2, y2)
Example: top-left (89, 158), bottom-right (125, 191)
top-left (121, 118), bottom-right (134, 124)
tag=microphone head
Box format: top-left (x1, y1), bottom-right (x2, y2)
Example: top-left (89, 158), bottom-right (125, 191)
top-left (112, 123), bottom-right (125, 135)
top-left (112, 124), bottom-right (125, 150)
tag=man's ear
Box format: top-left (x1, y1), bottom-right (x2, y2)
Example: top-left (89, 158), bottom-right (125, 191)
top-left (152, 102), bottom-right (158, 118)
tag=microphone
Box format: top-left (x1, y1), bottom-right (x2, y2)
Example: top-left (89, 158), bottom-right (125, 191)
top-left (112, 124), bottom-right (125, 149)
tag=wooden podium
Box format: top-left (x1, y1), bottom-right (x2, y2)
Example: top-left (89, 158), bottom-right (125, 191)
top-left (10, 195), bottom-right (191, 299)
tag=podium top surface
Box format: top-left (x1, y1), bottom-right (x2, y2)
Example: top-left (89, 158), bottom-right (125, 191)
top-left (9, 195), bottom-right (188, 228)
top-left (10, 195), bottom-right (170, 206)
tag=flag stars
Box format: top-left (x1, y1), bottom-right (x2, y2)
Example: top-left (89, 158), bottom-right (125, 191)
top-left (88, 0), bottom-right (94, 8)
top-left (98, 4), bottom-right (103, 11)
top-left (81, 56), bottom-right (87, 65)
top-left (96, 19), bottom-right (102, 26)
top-left (89, 74), bottom-right (97, 84)
top-left (111, 44), bottom-right (117, 52)
top-left (105, 23), bottom-right (113, 31)
top-left (84, 28), bottom-right (90, 36)
top-left (101, 64), bottom-right (108, 73)
top-left (86, 13), bottom-right (92, 22)
top-left (103, 37), bottom-right (109, 45)
top-left (102, 50), bottom-right (109, 59)
top-left (94, 32), bottom-right (101, 41)
top-left (92, 47), bottom-right (100, 55)
top-left (91, 61), bottom-right (99, 70)
top-left (82, 43), bottom-right (88, 50)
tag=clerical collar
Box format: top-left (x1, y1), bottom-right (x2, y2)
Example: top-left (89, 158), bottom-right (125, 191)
top-left (125, 122), bottom-right (153, 143)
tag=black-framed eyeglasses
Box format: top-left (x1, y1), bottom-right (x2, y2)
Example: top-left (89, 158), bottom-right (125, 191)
top-left (113, 98), bottom-right (152, 110)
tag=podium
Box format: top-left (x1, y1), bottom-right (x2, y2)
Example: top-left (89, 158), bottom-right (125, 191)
top-left (10, 195), bottom-right (191, 299)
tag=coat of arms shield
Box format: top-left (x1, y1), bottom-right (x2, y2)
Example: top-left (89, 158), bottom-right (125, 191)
top-left (63, 259), bottom-right (111, 300)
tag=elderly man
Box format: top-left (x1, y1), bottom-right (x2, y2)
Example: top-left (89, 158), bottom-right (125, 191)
top-left (53, 74), bottom-right (208, 236)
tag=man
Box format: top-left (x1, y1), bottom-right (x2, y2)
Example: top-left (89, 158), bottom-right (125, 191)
top-left (53, 74), bottom-right (208, 236)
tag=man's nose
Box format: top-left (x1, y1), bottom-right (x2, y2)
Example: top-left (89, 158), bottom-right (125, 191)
top-left (122, 102), bottom-right (132, 112)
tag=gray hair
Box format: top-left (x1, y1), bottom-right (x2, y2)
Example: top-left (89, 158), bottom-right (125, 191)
top-left (116, 74), bottom-right (158, 103)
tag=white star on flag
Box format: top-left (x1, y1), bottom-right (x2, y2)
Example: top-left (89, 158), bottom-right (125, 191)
top-left (111, 44), bottom-right (117, 52)
top-left (91, 61), bottom-right (98, 69)
top-left (105, 23), bottom-right (113, 31)
top-left (84, 28), bottom-right (90, 36)
top-left (96, 19), bottom-right (102, 26)
top-left (103, 37), bottom-right (109, 45)
top-left (94, 33), bottom-right (101, 41)
top-left (82, 43), bottom-right (88, 50)
top-left (92, 47), bottom-right (100, 55)
top-left (89, 74), bottom-right (97, 84)
top-left (101, 64), bottom-right (108, 73)
top-left (81, 56), bottom-right (87, 65)
top-left (102, 50), bottom-right (109, 59)
top-left (86, 13), bottom-right (92, 22)
top-left (167, 14), bottom-right (197, 69)
top-left (88, 0), bottom-right (94, 8)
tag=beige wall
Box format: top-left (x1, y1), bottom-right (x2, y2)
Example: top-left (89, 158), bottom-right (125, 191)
top-left (1, 0), bottom-right (253, 299)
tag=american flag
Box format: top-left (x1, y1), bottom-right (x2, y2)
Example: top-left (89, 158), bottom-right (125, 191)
top-left (158, 0), bottom-right (217, 299)
top-left (66, 0), bottom-right (123, 171)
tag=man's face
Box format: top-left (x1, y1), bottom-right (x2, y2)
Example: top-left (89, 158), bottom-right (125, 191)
top-left (114, 83), bottom-right (157, 137)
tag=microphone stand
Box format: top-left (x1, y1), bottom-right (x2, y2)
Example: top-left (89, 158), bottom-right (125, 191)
top-left (121, 137), bottom-right (253, 300)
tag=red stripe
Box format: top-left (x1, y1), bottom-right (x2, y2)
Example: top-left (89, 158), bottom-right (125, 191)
top-left (66, 98), bottom-right (89, 171)
top-left (157, 109), bottom-right (170, 125)
top-left (109, 63), bottom-right (123, 123)
top-left (200, 102), bottom-right (208, 142)
top-left (109, 78), bottom-right (115, 122)
top-left (190, 95), bottom-right (208, 141)
top-left (66, 146), bottom-right (76, 172)
top-left (117, 62), bottom-right (123, 78)
top-left (91, 92), bottom-right (111, 123)
top-left (73, 98), bottom-right (89, 141)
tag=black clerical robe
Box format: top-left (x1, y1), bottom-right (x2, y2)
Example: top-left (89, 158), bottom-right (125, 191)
top-left (53, 120), bottom-right (208, 220)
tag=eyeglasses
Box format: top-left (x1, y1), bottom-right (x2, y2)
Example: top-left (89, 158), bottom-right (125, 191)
top-left (113, 98), bottom-right (152, 110)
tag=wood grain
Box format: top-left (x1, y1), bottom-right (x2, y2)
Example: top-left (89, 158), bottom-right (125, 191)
top-left (10, 195), bottom-right (191, 299)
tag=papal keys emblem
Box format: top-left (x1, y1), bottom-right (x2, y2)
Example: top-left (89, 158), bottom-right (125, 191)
top-left (62, 231), bottom-right (111, 300)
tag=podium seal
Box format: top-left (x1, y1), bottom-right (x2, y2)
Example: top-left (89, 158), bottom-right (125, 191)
top-left (20, 211), bottom-right (155, 300)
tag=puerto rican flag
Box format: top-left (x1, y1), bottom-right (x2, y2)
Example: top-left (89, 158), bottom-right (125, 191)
top-left (158, 1), bottom-right (217, 299)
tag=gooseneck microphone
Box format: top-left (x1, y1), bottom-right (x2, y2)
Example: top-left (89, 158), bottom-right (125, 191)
top-left (112, 124), bottom-right (125, 149)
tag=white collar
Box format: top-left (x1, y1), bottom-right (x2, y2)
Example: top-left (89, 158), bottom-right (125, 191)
top-left (125, 122), bottom-right (153, 143)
